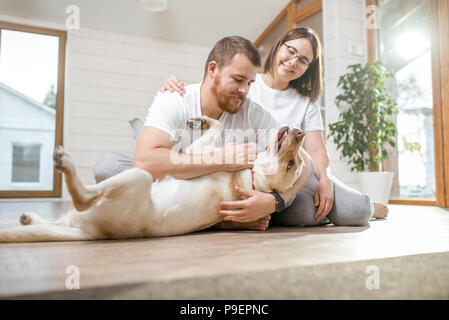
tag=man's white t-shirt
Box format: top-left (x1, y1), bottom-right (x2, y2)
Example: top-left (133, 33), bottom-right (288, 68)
top-left (144, 83), bottom-right (280, 152)
top-left (248, 73), bottom-right (324, 131)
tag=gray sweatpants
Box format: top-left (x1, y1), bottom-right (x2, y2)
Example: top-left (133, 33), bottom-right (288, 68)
top-left (93, 153), bottom-right (373, 227)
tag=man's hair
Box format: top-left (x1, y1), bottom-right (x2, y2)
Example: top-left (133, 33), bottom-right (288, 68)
top-left (204, 36), bottom-right (261, 78)
top-left (263, 27), bottom-right (323, 103)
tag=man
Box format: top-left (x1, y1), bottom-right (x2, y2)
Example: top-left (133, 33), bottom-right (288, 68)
top-left (94, 36), bottom-right (313, 230)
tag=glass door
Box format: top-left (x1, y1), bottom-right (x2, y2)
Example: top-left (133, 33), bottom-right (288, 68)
top-left (378, 0), bottom-right (436, 201)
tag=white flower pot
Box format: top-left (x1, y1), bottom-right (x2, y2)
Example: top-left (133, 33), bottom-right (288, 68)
top-left (359, 171), bottom-right (394, 204)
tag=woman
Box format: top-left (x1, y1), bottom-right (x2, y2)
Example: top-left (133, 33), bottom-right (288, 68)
top-left (161, 27), bottom-right (388, 230)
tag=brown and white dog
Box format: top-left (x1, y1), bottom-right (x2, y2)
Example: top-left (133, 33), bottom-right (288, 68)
top-left (0, 116), bottom-right (312, 243)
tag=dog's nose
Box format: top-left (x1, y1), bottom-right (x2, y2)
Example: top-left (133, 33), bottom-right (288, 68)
top-left (291, 128), bottom-right (304, 141)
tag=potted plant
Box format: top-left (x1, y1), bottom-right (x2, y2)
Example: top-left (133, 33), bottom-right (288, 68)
top-left (328, 61), bottom-right (398, 203)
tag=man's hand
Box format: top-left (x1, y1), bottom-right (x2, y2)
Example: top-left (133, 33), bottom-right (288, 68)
top-left (219, 186), bottom-right (276, 222)
top-left (160, 76), bottom-right (186, 95)
top-left (313, 177), bottom-right (334, 221)
top-left (220, 142), bottom-right (258, 171)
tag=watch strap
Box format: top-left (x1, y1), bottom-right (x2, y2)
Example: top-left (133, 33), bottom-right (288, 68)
top-left (270, 191), bottom-right (285, 213)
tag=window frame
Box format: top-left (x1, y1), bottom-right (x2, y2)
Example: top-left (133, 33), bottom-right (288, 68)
top-left (0, 21), bottom-right (66, 198)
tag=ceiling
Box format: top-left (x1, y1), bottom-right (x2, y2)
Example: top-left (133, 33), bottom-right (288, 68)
top-left (0, 0), bottom-right (291, 47)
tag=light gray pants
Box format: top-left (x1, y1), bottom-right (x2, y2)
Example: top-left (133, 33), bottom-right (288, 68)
top-left (93, 153), bottom-right (373, 227)
top-left (271, 174), bottom-right (373, 227)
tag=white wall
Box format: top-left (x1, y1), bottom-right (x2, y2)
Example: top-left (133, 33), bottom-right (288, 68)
top-left (0, 15), bottom-right (210, 200)
top-left (322, 0), bottom-right (367, 191)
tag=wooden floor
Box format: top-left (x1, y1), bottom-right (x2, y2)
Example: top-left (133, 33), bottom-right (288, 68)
top-left (0, 201), bottom-right (448, 299)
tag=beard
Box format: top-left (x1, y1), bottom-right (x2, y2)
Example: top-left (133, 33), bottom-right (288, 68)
top-left (211, 74), bottom-right (246, 115)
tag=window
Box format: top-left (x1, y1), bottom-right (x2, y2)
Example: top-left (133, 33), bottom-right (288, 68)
top-left (11, 144), bottom-right (41, 183)
top-left (378, 0), bottom-right (435, 200)
top-left (368, 0), bottom-right (449, 207)
top-left (0, 22), bottom-right (66, 197)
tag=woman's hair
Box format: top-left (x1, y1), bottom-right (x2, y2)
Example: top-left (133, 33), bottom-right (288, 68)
top-left (263, 27), bottom-right (323, 103)
top-left (204, 36), bottom-right (261, 78)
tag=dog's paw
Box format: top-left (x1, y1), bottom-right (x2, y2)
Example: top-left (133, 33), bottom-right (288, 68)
top-left (20, 213), bottom-right (34, 225)
top-left (53, 146), bottom-right (73, 173)
top-left (187, 117), bottom-right (211, 130)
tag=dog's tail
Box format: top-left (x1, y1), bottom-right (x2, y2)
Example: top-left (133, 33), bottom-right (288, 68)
top-left (0, 225), bottom-right (94, 243)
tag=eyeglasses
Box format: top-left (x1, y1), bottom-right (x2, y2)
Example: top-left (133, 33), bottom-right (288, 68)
top-left (282, 42), bottom-right (311, 69)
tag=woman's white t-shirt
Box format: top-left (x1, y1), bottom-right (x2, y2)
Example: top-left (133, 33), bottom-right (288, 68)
top-left (248, 73), bottom-right (324, 131)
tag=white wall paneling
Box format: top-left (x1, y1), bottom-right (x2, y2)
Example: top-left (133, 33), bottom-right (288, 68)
top-left (0, 15), bottom-right (210, 199)
top-left (322, 0), bottom-right (367, 190)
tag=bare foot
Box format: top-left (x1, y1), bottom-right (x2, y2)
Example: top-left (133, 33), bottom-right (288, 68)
top-left (372, 202), bottom-right (388, 219)
top-left (214, 216), bottom-right (271, 231)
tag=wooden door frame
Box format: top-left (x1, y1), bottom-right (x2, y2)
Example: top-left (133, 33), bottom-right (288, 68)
top-left (254, 0), bottom-right (322, 47)
top-left (366, 0), bottom-right (449, 207)
top-left (428, 0), bottom-right (449, 208)
top-left (0, 21), bottom-right (66, 198)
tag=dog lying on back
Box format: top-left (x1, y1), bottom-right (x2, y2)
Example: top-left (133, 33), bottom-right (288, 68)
top-left (0, 116), bottom-right (312, 243)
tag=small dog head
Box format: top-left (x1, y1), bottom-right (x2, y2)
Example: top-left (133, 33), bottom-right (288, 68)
top-left (253, 126), bottom-right (305, 193)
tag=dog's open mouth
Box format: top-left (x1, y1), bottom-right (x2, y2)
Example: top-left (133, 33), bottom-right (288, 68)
top-left (276, 126), bottom-right (305, 153)
top-left (277, 126), bottom-right (290, 153)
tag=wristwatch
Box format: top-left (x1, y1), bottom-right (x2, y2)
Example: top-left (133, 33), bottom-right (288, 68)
top-left (270, 191), bottom-right (285, 213)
